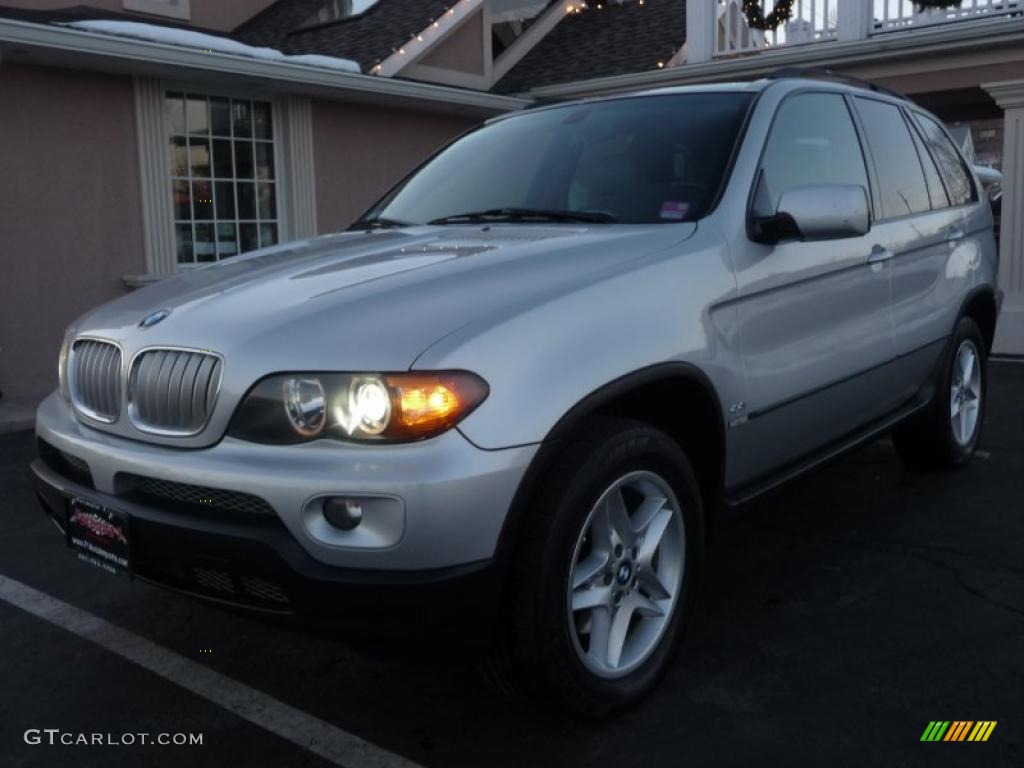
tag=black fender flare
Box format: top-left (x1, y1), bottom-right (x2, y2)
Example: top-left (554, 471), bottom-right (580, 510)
top-left (490, 361), bottom-right (726, 573)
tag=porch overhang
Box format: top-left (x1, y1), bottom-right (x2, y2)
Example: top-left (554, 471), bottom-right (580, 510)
top-left (525, 15), bottom-right (1024, 99)
top-left (0, 17), bottom-right (529, 117)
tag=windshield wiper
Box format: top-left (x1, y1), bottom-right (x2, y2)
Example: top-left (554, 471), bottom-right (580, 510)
top-left (428, 208), bottom-right (616, 225)
top-left (347, 217), bottom-right (414, 231)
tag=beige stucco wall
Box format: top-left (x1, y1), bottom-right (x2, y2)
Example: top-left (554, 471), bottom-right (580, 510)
top-left (0, 64), bottom-right (144, 399)
top-left (311, 100), bottom-right (478, 233)
top-left (0, 0), bottom-right (277, 31)
top-left (417, 9), bottom-right (486, 76)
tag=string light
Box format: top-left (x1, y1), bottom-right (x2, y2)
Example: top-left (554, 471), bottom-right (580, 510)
top-left (380, 0), bottom-right (656, 76)
top-left (562, 0), bottom-right (665, 70)
top-left (566, 0), bottom-right (651, 14)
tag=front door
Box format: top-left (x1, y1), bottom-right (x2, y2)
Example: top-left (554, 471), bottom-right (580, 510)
top-left (729, 91), bottom-right (898, 485)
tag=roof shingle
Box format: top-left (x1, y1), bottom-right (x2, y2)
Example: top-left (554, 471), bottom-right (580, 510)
top-left (493, 0), bottom-right (685, 94)
top-left (1, 1), bottom-right (688, 94)
top-left (234, 0), bottom-right (454, 73)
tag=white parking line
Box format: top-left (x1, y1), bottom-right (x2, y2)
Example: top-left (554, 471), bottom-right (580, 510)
top-left (0, 574), bottom-right (423, 768)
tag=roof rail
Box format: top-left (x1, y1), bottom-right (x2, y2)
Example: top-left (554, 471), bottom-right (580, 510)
top-left (765, 67), bottom-right (908, 101)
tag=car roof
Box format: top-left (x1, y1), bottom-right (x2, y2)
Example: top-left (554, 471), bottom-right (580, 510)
top-left (497, 73), bottom-right (912, 123)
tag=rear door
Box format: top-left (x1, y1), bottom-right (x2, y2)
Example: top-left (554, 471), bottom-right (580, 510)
top-left (730, 91), bottom-right (898, 484)
top-left (851, 97), bottom-right (972, 402)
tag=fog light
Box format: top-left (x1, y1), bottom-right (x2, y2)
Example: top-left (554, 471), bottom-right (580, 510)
top-left (323, 497), bottom-right (363, 530)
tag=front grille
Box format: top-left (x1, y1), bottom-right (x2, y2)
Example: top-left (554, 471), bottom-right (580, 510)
top-left (70, 339), bottom-right (122, 422)
top-left (132, 536), bottom-right (294, 612)
top-left (240, 576), bottom-right (290, 604)
top-left (133, 549), bottom-right (293, 611)
top-left (37, 438), bottom-right (95, 489)
top-left (119, 473), bottom-right (275, 518)
top-left (128, 348), bottom-right (222, 435)
top-left (191, 567), bottom-right (290, 605)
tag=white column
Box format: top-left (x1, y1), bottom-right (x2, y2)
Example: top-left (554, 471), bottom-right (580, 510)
top-left (984, 80), bottom-right (1024, 355)
top-left (275, 95), bottom-right (318, 241)
top-left (133, 76), bottom-right (177, 277)
top-left (836, 0), bottom-right (871, 42)
top-left (685, 0), bottom-right (715, 63)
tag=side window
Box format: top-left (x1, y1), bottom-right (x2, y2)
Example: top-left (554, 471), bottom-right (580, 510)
top-left (907, 112), bottom-right (950, 210)
top-left (913, 113), bottom-right (976, 206)
top-left (855, 97), bottom-right (931, 218)
top-left (755, 93), bottom-right (869, 216)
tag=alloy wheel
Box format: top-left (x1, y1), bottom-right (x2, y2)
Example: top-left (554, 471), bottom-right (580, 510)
top-left (950, 339), bottom-right (982, 446)
top-left (566, 470), bottom-right (685, 679)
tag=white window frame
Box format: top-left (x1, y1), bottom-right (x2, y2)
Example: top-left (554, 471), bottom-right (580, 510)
top-left (129, 78), bottom-right (316, 284)
top-left (167, 90), bottom-right (283, 267)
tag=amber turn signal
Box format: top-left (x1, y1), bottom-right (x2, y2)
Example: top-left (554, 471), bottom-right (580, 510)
top-left (384, 372), bottom-right (489, 440)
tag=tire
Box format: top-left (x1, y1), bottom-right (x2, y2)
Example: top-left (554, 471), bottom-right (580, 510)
top-left (489, 416), bottom-right (704, 718)
top-left (893, 316), bottom-right (987, 470)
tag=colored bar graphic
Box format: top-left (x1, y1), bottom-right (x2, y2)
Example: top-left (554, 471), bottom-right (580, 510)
top-left (945, 721), bottom-right (972, 741)
top-left (921, 721), bottom-right (996, 742)
top-left (973, 722), bottom-right (997, 742)
top-left (921, 721), bottom-right (950, 741)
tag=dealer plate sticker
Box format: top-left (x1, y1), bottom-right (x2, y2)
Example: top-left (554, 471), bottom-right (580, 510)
top-left (67, 497), bottom-right (130, 575)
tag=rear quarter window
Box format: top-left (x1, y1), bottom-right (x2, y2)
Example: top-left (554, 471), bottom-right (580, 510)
top-left (912, 112), bottom-right (976, 206)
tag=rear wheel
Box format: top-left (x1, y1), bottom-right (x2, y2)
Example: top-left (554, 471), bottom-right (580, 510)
top-left (490, 417), bottom-right (704, 718)
top-left (893, 316), bottom-right (986, 469)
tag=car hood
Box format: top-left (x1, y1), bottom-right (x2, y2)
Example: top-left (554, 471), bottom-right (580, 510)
top-left (68, 223), bottom-right (697, 445)
top-left (77, 223), bottom-right (697, 375)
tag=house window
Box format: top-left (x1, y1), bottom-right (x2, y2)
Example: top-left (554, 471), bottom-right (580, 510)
top-left (166, 92), bottom-right (278, 265)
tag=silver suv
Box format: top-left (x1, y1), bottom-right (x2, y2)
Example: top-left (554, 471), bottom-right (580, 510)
top-left (34, 75), bottom-right (999, 716)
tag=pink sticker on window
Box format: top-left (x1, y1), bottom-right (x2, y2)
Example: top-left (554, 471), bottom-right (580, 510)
top-left (659, 201), bottom-right (690, 221)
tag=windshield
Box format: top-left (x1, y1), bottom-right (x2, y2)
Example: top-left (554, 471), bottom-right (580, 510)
top-left (357, 92), bottom-right (754, 227)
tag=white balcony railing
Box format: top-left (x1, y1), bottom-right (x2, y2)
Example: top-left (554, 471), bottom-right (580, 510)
top-left (688, 0), bottom-right (1024, 63)
top-left (714, 0), bottom-right (837, 57)
top-left (874, 0), bottom-right (1023, 33)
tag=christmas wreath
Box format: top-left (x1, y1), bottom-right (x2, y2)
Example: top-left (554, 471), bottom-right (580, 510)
top-left (741, 1), bottom-right (794, 31)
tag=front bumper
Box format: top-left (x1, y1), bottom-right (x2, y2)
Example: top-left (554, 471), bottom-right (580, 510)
top-left (33, 460), bottom-right (504, 634)
top-left (33, 393), bottom-right (537, 630)
top-left (36, 393), bottom-right (536, 571)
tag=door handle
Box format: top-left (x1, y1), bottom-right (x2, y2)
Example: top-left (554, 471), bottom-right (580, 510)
top-left (868, 245), bottom-right (893, 264)
top-left (946, 225), bottom-right (966, 243)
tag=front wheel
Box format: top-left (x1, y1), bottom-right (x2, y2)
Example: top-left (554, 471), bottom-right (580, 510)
top-left (492, 417), bottom-right (704, 718)
top-left (894, 316), bottom-right (987, 469)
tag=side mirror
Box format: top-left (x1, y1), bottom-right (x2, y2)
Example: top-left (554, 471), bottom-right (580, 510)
top-left (753, 184), bottom-right (870, 244)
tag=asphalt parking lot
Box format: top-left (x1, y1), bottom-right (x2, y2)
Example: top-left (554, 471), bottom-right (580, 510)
top-left (1, 363), bottom-right (1022, 768)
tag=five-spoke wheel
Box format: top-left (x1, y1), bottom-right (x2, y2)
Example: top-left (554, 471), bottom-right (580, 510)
top-left (950, 339), bottom-right (982, 446)
top-left (567, 471), bottom-right (684, 678)
top-left (487, 417), bottom-right (702, 717)
top-left (894, 316), bottom-right (987, 469)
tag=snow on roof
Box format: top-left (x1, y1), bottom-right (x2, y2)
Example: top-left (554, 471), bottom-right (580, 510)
top-left (65, 20), bottom-right (361, 73)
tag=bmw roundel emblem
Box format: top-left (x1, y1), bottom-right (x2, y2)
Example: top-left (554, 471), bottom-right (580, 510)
top-left (139, 309), bottom-right (171, 328)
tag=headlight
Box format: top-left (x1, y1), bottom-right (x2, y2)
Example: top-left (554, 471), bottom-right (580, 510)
top-left (283, 378), bottom-right (326, 437)
top-left (58, 334), bottom-right (72, 402)
top-left (229, 371), bottom-right (488, 444)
